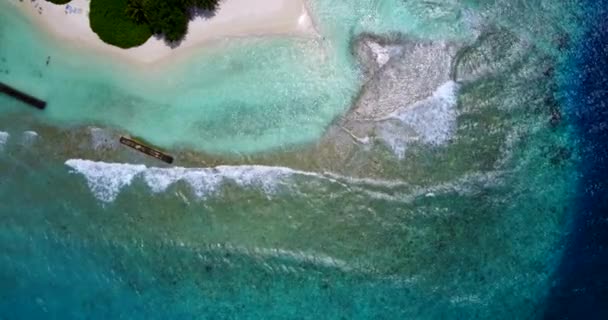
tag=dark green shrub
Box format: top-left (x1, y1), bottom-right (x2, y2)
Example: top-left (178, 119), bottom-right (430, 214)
top-left (125, 0), bottom-right (148, 25)
top-left (142, 0), bottom-right (189, 43)
top-left (50, 0), bottom-right (220, 48)
top-left (89, 0), bottom-right (153, 48)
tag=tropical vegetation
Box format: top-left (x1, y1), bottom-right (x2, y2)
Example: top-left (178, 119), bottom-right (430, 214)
top-left (46, 0), bottom-right (220, 48)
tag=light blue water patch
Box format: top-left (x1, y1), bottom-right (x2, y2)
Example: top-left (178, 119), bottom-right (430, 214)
top-left (0, 2), bottom-right (360, 154)
top-left (310, 0), bottom-right (475, 41)
top-left (0, 0), bottom-right (582, 155)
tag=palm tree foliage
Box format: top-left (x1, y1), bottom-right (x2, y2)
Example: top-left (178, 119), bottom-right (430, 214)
top-left (126, 0), bottom-right (220, 42)
top-left (50, 0), bottom-right (220, 47)
top-left (125, 0), bottom-right (147, 24)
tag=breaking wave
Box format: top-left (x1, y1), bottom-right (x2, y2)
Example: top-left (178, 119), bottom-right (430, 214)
top-left (65, 159), bottom-right (323, 203)
top-left (66, 160), bottom-right (147, 203)
top-left (66, 159), bottom-right (502, 208)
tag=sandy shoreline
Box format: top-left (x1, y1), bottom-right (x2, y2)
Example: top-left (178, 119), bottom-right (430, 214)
top-left (10, 0), bottom-right (317, 64)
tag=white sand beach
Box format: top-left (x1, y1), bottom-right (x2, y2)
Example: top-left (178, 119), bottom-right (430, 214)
top-left (11, 0), bottom-right (317, 64)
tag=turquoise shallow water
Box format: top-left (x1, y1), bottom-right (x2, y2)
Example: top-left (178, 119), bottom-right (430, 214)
top-left (1, 0), bottom-right (602, 318)
top-left (1, 0), bottom-right (361, 154)
top-left (0, 0), bottom-right (579, 154)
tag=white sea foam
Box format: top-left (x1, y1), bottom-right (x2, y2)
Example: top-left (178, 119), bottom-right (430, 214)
top-left (72, 158), bottom-right (497, 205)
top-left (67, 159), bottom-right (324, 203)
top-left (68, 159), bottom-right (496, 207)
top-left (66, 159), bottom-right (147, 203)
top-left (164, 241), bottom-right (364, 273)
top-left (238, 245), bottom-right (358, 272)
top-left (65, 158), bottom-right (502, 209)
top-left (378, 81), bottom-right (460, 158)
top-left (354, 170), bottom-right (504, 206)
top-left (218, 165), bottom-right (312, 192)
top-left (144, 165), bottom-right (319, 198)
top-left (0, 131), bottom-right (9, 151)
top-left (323, 172), bottom-right (410, 189)
top-left (182, 170), bottom-right (227, 198)
top-left (143, 167), bottom-right (190, 193)
top-left (450, 294), bottom-right (484, 305)
top-left (21, 130), bottom-right (38, 145)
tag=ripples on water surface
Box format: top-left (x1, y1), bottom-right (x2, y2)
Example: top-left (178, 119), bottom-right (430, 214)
top-left (1, 0), bottom-right (606, 319)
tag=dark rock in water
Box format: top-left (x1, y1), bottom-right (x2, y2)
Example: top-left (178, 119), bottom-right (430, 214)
top-left (320, 279), bottom-right (330, 290)
top-left (555, 34), bottom-right (571, 51)
top-left (545, 94), bottom-right (562, 126)
top-left (549, 146), bottom-right (571, 166)
top-left (550, 111), bottom-right (562, 126)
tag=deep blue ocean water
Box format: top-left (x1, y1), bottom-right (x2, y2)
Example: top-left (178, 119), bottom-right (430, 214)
top-left (543, 0), bottom-right (608, 318)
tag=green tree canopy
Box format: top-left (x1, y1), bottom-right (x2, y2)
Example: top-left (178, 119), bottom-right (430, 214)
top-left (46, 0), bottom-right (220, 48)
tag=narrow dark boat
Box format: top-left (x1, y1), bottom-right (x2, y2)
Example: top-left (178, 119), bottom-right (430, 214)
top-left (119, 136), bottom-right (174, 164)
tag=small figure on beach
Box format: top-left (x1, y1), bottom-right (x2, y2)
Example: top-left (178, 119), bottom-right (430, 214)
top-left (46, 56), bottom-right (50, 66)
